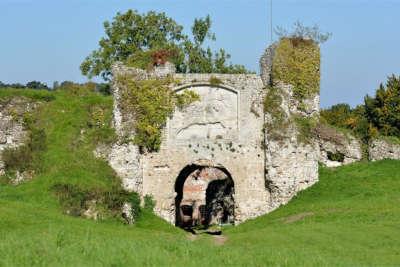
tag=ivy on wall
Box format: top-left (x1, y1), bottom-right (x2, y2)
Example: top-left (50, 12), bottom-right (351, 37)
top-left (263, 86), bottom-right (289, 141)
top-left (263, 37), bottom-right (321, 145)
top-left (116, 75), bottom-right (199, 152)
top-left (272, 38), bottom-right (320, 101)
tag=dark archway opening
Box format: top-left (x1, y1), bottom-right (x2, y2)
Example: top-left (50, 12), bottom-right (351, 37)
top-left (174, 164), bottom-right (235, 230)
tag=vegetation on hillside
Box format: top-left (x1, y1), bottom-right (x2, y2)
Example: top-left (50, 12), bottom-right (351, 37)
top-left (321, 75), bottom-right (400, 147)
top-left (80, 10), bottom-right (250, 80)
top-left (0, 87), bottom-right (140, 221)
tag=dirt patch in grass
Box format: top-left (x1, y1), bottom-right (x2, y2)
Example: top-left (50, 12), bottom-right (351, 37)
top-left (187, 234), bottom-right (198, 241)
top-left (213, 235), bottom-right (228, 246)
top-left (283, 212), bottom-right (314, 224)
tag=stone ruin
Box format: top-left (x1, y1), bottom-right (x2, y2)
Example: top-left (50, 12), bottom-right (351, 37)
top-left (106, 43), bottom-right (321, 228)
top-left (0, 97), bottom-right (40, 183)
top-left (1, 43), bottom-right (399, 228)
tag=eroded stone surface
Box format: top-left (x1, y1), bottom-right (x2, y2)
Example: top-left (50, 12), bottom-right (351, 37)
top-left (263, 82), bottom-right (319, 210)
top-left (316, 124), bottom-right (363, 167)
top-left (369, 139), bottom-right (400, 161)
top-left (0, 97), bottom-right (39, 179)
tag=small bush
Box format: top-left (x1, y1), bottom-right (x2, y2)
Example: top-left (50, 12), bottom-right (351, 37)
top-left (128, 192), bottom-right (141, 218)
top-left (175, 90), bottom-right (200, 110)
top-left (294, 115), bottom-right (318, 144)
top-left (2, 145), bottom-right (33, 172)
top-left (327, 151), bottom-right (345, 162)
top-left (209, 76), bottom-right (223, 86)
top-left (264, 86), bottom-right (289, 140)
top-left (52, 183), bottom-right (142, 221)
top-left (275, 21), bottom-right (331, 45)
top-left (143, 195), bottom-right (156, 212)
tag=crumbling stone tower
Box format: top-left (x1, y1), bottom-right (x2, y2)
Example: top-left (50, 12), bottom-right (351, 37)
top-left (108, 40), bottom-right (320, 226)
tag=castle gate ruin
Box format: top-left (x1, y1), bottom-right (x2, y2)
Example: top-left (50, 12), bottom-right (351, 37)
top-left (107, 43), bottom-right (320, 227)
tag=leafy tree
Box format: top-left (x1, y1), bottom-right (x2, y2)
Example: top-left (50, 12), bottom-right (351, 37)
top-left (320, 103), bottom-right (352, 129)
top-left (81, 10), bottom-right (186, 80)
top-left (81, 10), bottom-right (250, 80)
top-left (322, 75), bottom-right (400, 147)
top-left (26, 81), bottom-right (48, 90)
top-left (0, 82), bottom-right (25, 89)
top-left (95, 83), bottom-right (111, 95)
top-left (364, 74), bottom-right (400, 137)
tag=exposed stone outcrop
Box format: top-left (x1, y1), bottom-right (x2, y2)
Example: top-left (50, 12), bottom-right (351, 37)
top-left (315, 124), bottom-right (363, 167)
top-left (0, 97), bottom-right (40, 179)
top-left (94, 142), bottom-right (142, 193)
top-left (369, 139), bottom-right (400, 161)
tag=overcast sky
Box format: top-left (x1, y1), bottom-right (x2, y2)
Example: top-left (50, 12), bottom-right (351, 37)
top-left (1, 0), bottom-right (399, 107)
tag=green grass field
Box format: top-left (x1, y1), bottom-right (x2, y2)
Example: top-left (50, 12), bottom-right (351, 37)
top-left (0, 89), bottom-right (399, 266)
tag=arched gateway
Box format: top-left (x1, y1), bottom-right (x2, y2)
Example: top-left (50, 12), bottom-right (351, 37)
top-left (108, 44), bottom-right (320, 227)
top-left (175, 164), bottom-right (235, 229)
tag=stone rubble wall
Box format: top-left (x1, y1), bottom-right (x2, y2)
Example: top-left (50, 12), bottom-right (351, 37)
top-left (369, 139), bottom-right (400, 161)
top-left (0, 97), bottom-right (39, 177)
top-left (315, 124), bottom-right (363, 167)
top-left (261, 45), bottom-right (320, 210)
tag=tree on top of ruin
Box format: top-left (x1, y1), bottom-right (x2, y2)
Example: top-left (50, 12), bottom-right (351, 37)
top-left (80, 10), bottom-right (251, 81)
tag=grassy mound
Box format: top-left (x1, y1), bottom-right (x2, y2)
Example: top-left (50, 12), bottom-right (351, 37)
top-left (0, 89), bottom-right (399, 266)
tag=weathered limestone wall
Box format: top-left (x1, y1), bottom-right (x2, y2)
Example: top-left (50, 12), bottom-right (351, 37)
top-left (261, 45), bottom-right (319, 209)
top-left (315, 124), bottom-right (363, 167)
top-left (141, 73), bottom-right (268, 224)
top-left (0, 97), bottom-right (38, 177)
top-left (369, 139), bottom-right (400, 161)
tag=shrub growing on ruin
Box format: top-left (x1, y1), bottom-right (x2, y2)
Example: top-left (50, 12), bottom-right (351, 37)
top-left (327, 151), bottom-right (345, 162)
top-left (294, 115), bottom-right (319, 144)
top-left (272, 38), bottom-right (320, 101)
top-left (275, 21), bottom-right (331, 45)
top-left (144, 195), bottom-right (156, 212)
top-left (263, 86), bottom-right (290, 140)
top-left (209, 76), bottom-right (223, 86)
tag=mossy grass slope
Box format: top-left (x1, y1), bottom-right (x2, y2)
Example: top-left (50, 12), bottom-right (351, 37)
top-left (0, 88), bottom-right (399, 266)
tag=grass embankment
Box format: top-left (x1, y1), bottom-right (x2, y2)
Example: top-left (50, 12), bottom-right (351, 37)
top-left (0, 89), bottom-right (399, 266)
